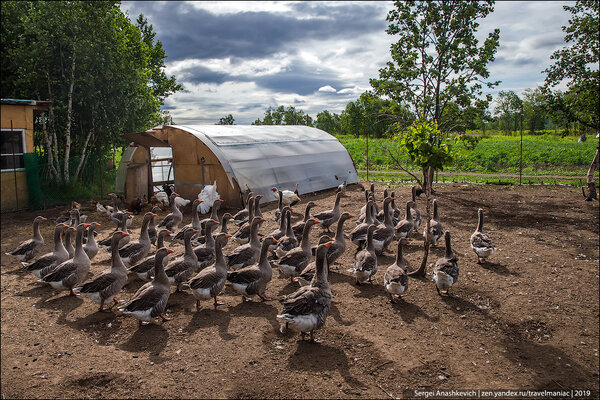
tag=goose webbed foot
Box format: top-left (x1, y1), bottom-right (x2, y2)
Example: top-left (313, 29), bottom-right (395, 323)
top-left (213, 297), bottom-right (225, 308)
top-left (436, 285), bottom-right (442, 296)
top-left (160, 313), bottom-right (172, 322)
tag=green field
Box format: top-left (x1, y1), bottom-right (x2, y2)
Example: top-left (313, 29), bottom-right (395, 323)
top-left (338, 133), bottom-right (597, 178)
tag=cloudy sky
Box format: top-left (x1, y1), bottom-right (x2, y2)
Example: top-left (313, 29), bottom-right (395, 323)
top-left (120, 1), bottom-right (574, 125)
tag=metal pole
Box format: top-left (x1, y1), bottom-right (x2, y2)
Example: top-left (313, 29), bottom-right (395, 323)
top-left (520, 114), bottom-right (523, 185)
top-left (366, 117), bottom-right (369, 182)
top-left (10, 120), bottom-right (19, 209)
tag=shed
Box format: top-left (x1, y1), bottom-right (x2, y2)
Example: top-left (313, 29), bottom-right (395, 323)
top-left (1, 99), bottom-right (50, 211)
top-left (119, 125), bottom-right (358, 209)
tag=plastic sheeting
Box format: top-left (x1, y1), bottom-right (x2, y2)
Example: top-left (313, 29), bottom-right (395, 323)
top-left (170, 125), bottom-right (358, 202)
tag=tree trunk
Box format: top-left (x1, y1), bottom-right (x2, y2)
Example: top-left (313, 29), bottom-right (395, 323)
top-left (37, 94), bottom-right (59, 180)
top-left (46, 78), bottom-right (61, 182)
top-left (410, 166), bottom-right (434, 277)
top-left (583, 145), bottom-right (599, 201)
top-left (62, 50), bottom-right (76, 184)
top-left (74, 120), bottom-right (93, 181)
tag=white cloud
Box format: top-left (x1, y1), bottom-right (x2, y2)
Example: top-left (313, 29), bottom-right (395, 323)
top-left (318, 85), bottom-right (337, 93)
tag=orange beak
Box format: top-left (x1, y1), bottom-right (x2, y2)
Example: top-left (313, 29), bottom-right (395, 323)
top-left (151, 213), bottom-right (157, 217)
top-left (83, 223), bottom-right (91, 228)
top-left (122, 232), bottom-right (130, 237)
top-left (192, 229), bottom-right (198, 233)
top-left (225, 234), bottom-right (232, 238)
top-left (348, 213), bottom-right (354, 218)
top-left (166, 248), bottom-right (174, 254)
top-left (96, 223), bottom-right (102, 226)
top-left (324, 242), bottom-right (332, 248)
top-left (313, 219), bottom-right (320, 224)
top-left (165, 230), bottom-right (172, 234)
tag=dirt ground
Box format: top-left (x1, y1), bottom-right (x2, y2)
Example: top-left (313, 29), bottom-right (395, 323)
top-left (1, 182), bottom-right (599, 399)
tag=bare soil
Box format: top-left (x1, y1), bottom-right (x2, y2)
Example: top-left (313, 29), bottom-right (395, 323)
top-left (1, 182), bottom-right (599, 399)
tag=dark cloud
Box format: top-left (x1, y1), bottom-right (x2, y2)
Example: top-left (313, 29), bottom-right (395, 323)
top-left (178, 65), bottom-right (228, 85)
top-left (251, 63), bottom-right (348, 95)
top-left (124, 2), bottom-right (387, 61)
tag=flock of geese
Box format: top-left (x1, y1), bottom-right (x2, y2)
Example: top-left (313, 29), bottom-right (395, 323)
top-left (5, 183), bottom-right (495, 343)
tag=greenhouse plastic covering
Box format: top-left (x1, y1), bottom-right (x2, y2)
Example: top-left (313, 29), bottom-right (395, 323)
top-left (171, 125), bottom-right (358, 201)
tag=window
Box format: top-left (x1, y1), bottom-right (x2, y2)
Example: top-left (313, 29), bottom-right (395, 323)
top-left (150, 147), bottom-right (174, 191)
top-left (1, 129), bottom-right (26, 171)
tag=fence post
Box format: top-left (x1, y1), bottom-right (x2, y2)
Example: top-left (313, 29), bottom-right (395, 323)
top-left (366, 117), bottom-right (369, 182)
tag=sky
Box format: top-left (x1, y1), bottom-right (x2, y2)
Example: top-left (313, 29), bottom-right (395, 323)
top-left (120, 1), bottom-right (575, 125)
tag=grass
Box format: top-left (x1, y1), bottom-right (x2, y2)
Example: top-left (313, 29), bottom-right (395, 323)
top-left (338, 133), bottom-right (597, 177)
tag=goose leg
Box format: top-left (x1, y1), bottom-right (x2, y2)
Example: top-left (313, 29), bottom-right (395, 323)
top-left (436, 285), bottom-right (441, 296)
top-left (213, 296), bottom-right (225, 308)
top-left (70, 288), bottom-right (80, 296)
top-left (140, 320), bottom-right (151, 326)
top-left (196, 299), bottom-right (202, 312)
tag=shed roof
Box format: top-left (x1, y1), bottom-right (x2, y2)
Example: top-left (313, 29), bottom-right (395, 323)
top-left (157, 125), bottom-right (358, 201)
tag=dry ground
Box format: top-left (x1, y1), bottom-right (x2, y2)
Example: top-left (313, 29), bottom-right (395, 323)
top-left (1, 182), bottom-right (599, 399)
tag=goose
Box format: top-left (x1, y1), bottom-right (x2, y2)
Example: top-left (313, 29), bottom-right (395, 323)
top-left (350, 200), bottom-right (376, 249)
top-left (174, 199), bottom-right (202, 241)
top-left (395, 201), bottom-right (415, 241)
top-left (375, 189), bottom-right (390, 223)
top-left (119, 212), bottom-right (155, 267)
top-left (40, 223), bottom-right (91, 296)
top-left (275, 209), bottom-right (299, 258)
top-left (24, 223), bottom-right (70, 278)
top-left (470, 208), bottom-right (495, 264)
top-left (253, 194), bottom-right (264, 219)
top-left (433, 231), bottom-right (459, 296)
top-left (269, 206), bottom-right (290, 242)
top-left (410, 186), bottom-right (422, 229)
top-left (83, 222), bottom-right (100, 261)
top-left (128, 229), bottom-right (171, 282)
top-left (292, 201), bottom-right (317, 242)
top-left (148, 206), bottom-right (161, 246)
top-left (199, 199), bottom-right (223, 236)
top-left (157, 192), bottom-right (183, 233)
top-left (108, 193), bottom-right (133, 229)
top-left (193, 219), bottom-right (219, 270)
top-left (271, 184), bottom-right (300, 206)
top-left (164, 227), bottom-right (199, 292)
top-left (227, 236), bottom-right (277, 302)
top-left (389, 192), bottom-right (402, 225)
top-left (63, 225), bottom-right (75, 258)
top-left (336, 180), bottom-right (347, 195)
top-left (277, 241), bottom-right (333, 343)
top-left (313, 191), bottom-right (343, 233)
top-left (423, 199), bottom-right (444, 245)
top-left (226, 217), bottom-right (264, 270)
top-left (314, 211), bottom-right (353, 267)
top-left (119, 247), bottom-right (174, 325)
top-left (384, 239), bottom-right (409, 303)
top-left (232, 191), bottom-right (253, 226)
top-left (6, 216), bottom-right (46, 262)
top-left (184, 233), bottom-right (231, 311)
top-left (99, 212), bottom-right (131, 251)
top-left (297, 235), bottom-right (333, 287)
top-left (274, 190), bottom-right (284, 222)
top-left (77, 231), bottom-right (130, 312)
top-left (352, 224), bottom-right (378, 285)
top-left (232, 197), bottom-right (255, 245)
top-left (194, 212), bottom-right (231, 246)
top-left (272, 219), bottom-right (319, 282)
top-left (357, 192), bottom-right (380, 225)
top-left (372, 197), bottom-right (396, 255)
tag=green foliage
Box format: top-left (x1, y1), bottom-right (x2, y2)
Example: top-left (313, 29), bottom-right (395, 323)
top-left (544, 0), bottom-right (599, 130)
top-left (217, 114), bottom-right (235, 125)
top-left (370, 0), bottom-right (500, 132)
top-left (393, 120), bottom-right (454, 171)
top-left (252, 105), bottom-right (312, 126)
top-left (315, 110), bottom-right (341, 135)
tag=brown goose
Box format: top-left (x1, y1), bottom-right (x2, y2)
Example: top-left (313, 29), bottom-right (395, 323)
top-left (313, 191), bottom-right (342, 233)
top-left (40, 223), bottom-right (91, 296)
top-left (314, 211), bottom-right (353, 267)
top-left (253, 194), bottom-right (264, 219)
top-left (108, 193), bottom-right (133, 229)
top-left (297, 235), bottom-right (333, 287)
top-left (395, 201), bottom-right (415, 240)
top-left (226, 217), bottom-right (264, 270)
top-left (275, 209), bottom-right (299, 258)
top-left (277, 241), bottom-right (333, 343)
top-left (119, 212), bottom-right (155, 267)
top-left (174, 199), bottom-right (202, 240)
top-left (375, 189), bottom-right (390, 223)
top-left (164, 227), bottom-right (199, 292)
top-left (6, 216), bottom-right (46, 262)
top-left (227, 236), bottom-right (277, 302)
top-left (232, 191), bottom-right (253, 226)
top-left (410, 186), bottom-right (422, 229)
top-left (389, 192), bottom-right (402, 225)
top-left (128, 229), bottom-right (171, 281)
top-left (271, 218), bottom-right (319, 281)
top-left (78, 231), bottom-right (130, 312)
top-left (194, 212), bottom-right (231, 245)
top-left (157, 192), bottom-right (183, 233)
top-left (148, 206), bottom-right (161, 245)
top-left (193, 219), bottom-right (219, 270)
top-left (292, 201), bottom-right (317, 242)
top-left (372, 197), bottom-right (396, 255)
top-left (185, 233), bottom-right (231, 311)
top-left (274, 190), bottom-right (284, 222)
top-left (119, 247), bottom-right (174, 325)
top-left (269, 206), bottom-right (290, 242)
top-left (199, 199), bottom-right (223, 236)
top-left (433, 231), bottom-right (459, 295)
top-left (99, 212), bottom-right (131, 251)
top-left (83, 222), bottom-right (100, 261)
top-left (384, 239), bottom-right (409, 303)
top-left (25, 223), bottom-right (70, 278)
top-left (352, 224), bottom-right (378, 285)
top-left (63, 226), bottom-right (75, 258)
top-left (350, 200), bottom-right (376, 248)
top-left (232, 197), bottom-right (255, 245)
top-left (470, 208), bottom-right (495, 264)
top-left (423, 199), bottom-right (444, 245)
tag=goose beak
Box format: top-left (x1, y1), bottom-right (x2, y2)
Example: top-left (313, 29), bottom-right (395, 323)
top-left (225, 234), bottom-right (232, 238)
top-left (192, 229), bottom-right (198, 233)
top-left (166, 248), bottom-right (174, 254)
top-left (122, 232), bottom-right (129, 237)
top-left (151, 213), bottom-right (157, 217)
top-left (324, 242), bottom-right (332, 248)
top-left (83, 223), bottom-right (91, 228)
top-left (313, 219), bottom-right (320, 224)
top-left (348, 213), bottom-right (354, 218)
top-left (165, 230), bottom-right (172, 234)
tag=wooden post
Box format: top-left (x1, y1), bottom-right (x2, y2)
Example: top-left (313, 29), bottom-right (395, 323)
top-left (10, 121), bottom-right (19, 209)
top-left (366, 117), bottom-right (369, 182)
top-left (520, 114), bottom-right (523, 185)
